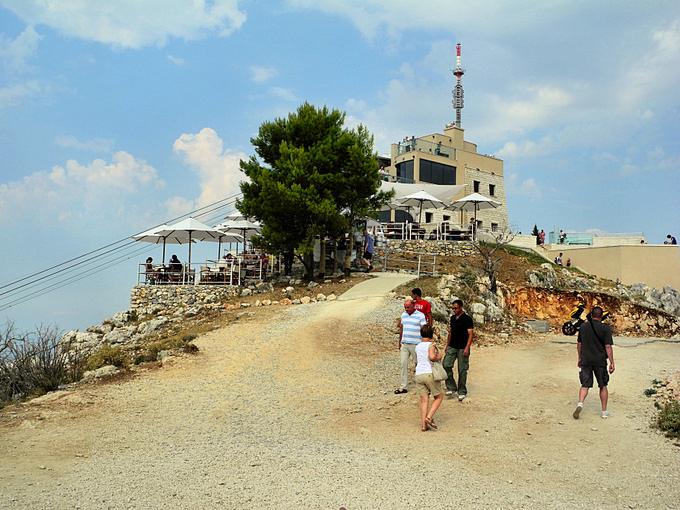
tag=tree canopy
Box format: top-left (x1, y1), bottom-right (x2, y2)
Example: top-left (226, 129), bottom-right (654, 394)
top-left (238, 103), bottom-right (391, 278)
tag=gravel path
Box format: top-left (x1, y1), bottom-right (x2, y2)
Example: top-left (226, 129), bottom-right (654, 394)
top-left (1, 273), bottom-right (680, 509)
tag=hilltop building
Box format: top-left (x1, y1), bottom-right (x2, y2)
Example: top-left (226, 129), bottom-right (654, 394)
top-left (379, 43), bottom-right (509, 232)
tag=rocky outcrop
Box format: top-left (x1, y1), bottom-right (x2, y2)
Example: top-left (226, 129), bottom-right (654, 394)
top-left (504, 287), bottom-right (680, 337)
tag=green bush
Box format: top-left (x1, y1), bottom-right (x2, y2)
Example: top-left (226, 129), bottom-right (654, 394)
top-left (85, 344), bottom-right (129, 371)
top-left (656, 400), bottom-right (680, 439)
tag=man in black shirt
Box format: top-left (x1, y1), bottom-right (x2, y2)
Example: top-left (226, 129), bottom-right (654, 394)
top-left (573, 306), bottom-right (615, 419)
top-left (443, 299), bottom-right (474, 401)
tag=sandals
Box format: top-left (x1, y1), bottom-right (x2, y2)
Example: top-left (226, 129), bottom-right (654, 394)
top-left (394, 388), bottom-right (408, 394)
top-left (425, 417), bottom-right (438, 430)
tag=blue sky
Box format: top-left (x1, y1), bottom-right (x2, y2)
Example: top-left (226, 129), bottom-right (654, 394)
top-left (1, 0), bottom-right (679, 332)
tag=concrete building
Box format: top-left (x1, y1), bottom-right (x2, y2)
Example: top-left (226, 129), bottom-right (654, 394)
top-left (379, 43), bottom-right (509, 232)
top-left (381, 124), bottom-right (509, 232)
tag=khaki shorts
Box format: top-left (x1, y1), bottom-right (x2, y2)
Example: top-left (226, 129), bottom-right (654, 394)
top-left (415, 373), bottom-right (443, 397)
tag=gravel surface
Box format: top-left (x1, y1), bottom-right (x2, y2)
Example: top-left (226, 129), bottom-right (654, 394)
top-left (1, 273), bottom-right (680, 509)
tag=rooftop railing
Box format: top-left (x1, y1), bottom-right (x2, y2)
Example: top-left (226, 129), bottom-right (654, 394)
top-left (396, 139), bottom-right (455, 159)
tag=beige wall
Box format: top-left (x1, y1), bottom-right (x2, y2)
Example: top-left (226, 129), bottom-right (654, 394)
top-left (545, 245), bottom-right (680, 291)
top-left (385, 125), bottom-right (508, 230)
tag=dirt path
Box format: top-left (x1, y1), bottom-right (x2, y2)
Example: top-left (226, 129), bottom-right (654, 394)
top-left (1, 273), bottom-right (679, 509)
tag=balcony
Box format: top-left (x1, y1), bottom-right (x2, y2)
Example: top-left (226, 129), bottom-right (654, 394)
top-left (396, 139), bottom-right (455, 159)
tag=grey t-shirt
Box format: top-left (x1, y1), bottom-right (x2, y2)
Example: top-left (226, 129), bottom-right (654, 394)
top-left (577, 319), bottom-right (613, 367)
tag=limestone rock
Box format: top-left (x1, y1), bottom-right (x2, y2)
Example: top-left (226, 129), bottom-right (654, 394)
top-left (316, 293), bottom-right (327, 301)
top-left (137, 317), bottom-right (168, 336)
top-left (327, 294), bottom-right (337, 301)
top-left (300, 296), bottom-right (311, 304)
top-left (103, 326), bottom-right (137, 345)
top-left (83, 365), bottom-right (119, 381)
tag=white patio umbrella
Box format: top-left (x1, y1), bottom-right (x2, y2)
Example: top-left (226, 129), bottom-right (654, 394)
top-left (205, 231), bottom-right (244, 259)
top-left (131, 224), bottom-right (194, 263)
top-left (397, 190), bottom-right (445, 223)
top-left (215, 218), bottom-right (261, 253)
top-left (154, 217), bottom-right (224, 268)
top-left (448, 192), bottom-right (501, 241)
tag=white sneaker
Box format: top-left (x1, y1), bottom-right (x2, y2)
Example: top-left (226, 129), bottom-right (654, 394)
top-left (458, 394), bottom-right (467, 401)
top-left (573, 403), bottom-right (583, 419)
top-left (445, 390), bottom-right (454, 396)
top-left (601, 411), bottom-right (609, 419)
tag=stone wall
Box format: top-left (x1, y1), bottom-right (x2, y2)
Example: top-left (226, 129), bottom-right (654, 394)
top-left (378, 239), bottom-right (476, 257)
top-left (130, 284), bottom-right (241, 317)
top-left (463, 166), bottom-right (508, 231)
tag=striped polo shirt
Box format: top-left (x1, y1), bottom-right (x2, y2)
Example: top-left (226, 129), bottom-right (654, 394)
top-left (401, 310), bottom-right (427, 345)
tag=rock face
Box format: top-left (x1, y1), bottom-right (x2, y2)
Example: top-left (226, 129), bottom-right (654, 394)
top-left (504, 287), bottom-right (680, 337)
top-left (82, 365), bottom-right (119, 381)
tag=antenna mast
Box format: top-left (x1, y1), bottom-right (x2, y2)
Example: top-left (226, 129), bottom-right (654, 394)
top-left (452, 43), bottom-right (465, 128)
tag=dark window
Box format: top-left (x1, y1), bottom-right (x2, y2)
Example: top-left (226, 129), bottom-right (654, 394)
top-left (395, 210), bottom-right (414, 223)
top-left (379, 210), bottom-right (391, 222)
top-left (473, 180), bottom-right (480, 192)
top-left (489, 184), bottom-right (496, 196)
top-left (425, 212), bottom-right (433, 223)
top-left (396, 160), bottom-right (414, 182)
top-left (443, 215), bottom-right (450, 222)
top-left (418, 158), bottom-right (456, 185)
top-left (491, 223), bottom-right (498, 232)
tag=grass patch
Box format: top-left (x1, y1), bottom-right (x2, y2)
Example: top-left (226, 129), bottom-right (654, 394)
top-left (500, 245), bottom-right (547, 267)
top-left (655, 400), bottom-right (680, 439)
top-left (132, 323), bottom-right (211, 364)
top-left (85, 344), bottom-right (130, 371)
top-left (393, 276), bottom-right (440, 298)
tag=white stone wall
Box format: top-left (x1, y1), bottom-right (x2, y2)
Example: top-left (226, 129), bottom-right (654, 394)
top-left (462, 167), bottom-right (509, 231)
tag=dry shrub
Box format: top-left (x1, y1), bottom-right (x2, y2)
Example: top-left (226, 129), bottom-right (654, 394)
top-left (85, 343), bottom-right (129, 371)
top-left (0, 323), bottom-right (88, 406)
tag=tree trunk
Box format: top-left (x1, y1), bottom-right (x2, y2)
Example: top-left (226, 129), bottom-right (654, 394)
top-left (344, 233), bottom-right (354, 277)
top-left (332, 239), bottom-right (338, 274)
top-left (303, 252), bottom-right (314, 280)
top-left (318, 237), bottom-right (326, 279)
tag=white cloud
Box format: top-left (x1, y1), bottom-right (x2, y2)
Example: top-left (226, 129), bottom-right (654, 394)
top-left (618, 19), bottom-right (680, 109)
top-left (497, 137), bottom-right (554, 159)
top-left (167, 54), bottom-right (186, 66)
top-left (0, 25), bottom-right (41, 74)
top-left (0, 0), bottom-right (247, 49)
top-left (0, 151), bottom-right (164, 221)
top-left (286, 0), bottom-right (568, 40)
top-left (55, 135), bottom-right (114, 153)
top-left (269, 86), bottom-right (297, 102)
top-left (506, 173), bottom-right (544, 198)
top-left (250, 65), bottom-right (277, 83)
top-left (164, 195), bottom-right (195, 218)
top-left (52, 152), bottom-right (163, 191)
top-left (172, 127), bottom-right (247, 210)
top-left (0, 80), bottom-right (45, 108)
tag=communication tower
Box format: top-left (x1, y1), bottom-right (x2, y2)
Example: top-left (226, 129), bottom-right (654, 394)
top-left (452, 43), bottom-right (465, 128)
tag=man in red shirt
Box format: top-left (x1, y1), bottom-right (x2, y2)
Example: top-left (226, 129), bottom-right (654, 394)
top-left (411, 288), bottom-right (432, 325)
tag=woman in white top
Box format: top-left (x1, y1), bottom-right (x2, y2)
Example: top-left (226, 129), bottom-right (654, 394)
top-left (415, 324), bottom-right (444, 431)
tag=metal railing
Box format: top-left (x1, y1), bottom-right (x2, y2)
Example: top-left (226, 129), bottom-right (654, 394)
top-left (396, 139), bottom-right (456, 159)
top-left (380, 222), bottom-right (472, 241)
top-left (138, 256), bottom-right (269, 286)
top-left (382, 250), bottom-right (438, 276)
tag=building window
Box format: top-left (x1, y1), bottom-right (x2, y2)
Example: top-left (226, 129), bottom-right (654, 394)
top-left (473, 180), bottom-right (480, 192)
top-left (489, 184), bottom-right (496, 196)
top-left (425, 212), bottom-right (433, 223)
top-left (396, 160), bottom-right (414, 183)
top-left (443, 215), bottom-right (450, 222)
top-left (491, 222), bottom-right (498, 232)
top-left (418, 158), bottom-right (456, 185)
top-left (379, 210), bottom-right (391, 222)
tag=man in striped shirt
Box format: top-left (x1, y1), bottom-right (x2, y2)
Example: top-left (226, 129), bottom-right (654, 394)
top-left (395, 298), bottom-right (427, 394)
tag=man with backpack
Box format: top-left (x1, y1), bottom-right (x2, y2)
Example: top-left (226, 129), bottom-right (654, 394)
top-left (573, 306), bottom-right (615, 419)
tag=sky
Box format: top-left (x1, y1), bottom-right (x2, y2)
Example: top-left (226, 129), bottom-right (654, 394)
top-left (1, 0), bottom-right (679, 333)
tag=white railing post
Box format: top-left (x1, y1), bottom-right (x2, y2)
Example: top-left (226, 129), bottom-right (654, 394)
top-left (417, 254), bottom-right (422, 276)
